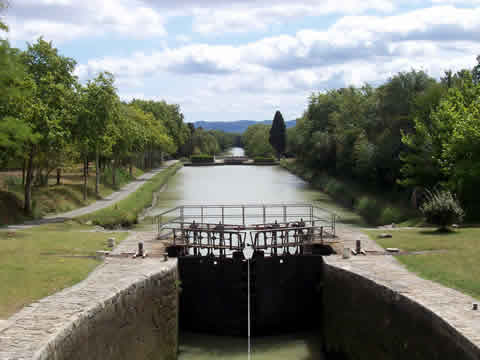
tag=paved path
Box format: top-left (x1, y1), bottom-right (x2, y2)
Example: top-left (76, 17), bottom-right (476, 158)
top-left (329, 225), bottom-right (480, 351)
top-left (6, 160), bottom-right (179, 229)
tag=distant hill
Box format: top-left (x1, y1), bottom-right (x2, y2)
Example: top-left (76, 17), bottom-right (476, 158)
top-left (193, 120), bottom-right (297, 133)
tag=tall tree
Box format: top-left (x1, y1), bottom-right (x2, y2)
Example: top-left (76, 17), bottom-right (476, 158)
top-left (0, 0), bottom-right (8, 32)
top-left (77, 72), bottom-right (119, 197)
top-left (269, 110), bottom-right (286, 158)
top-left (20, 38), bottom-right (77, 214)
top-left (472, 55), bottom-right (480, 85)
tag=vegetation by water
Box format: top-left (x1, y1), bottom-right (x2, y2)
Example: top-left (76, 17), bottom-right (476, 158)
top-left (0, 26), bottom-right (236, 219)
top-left (0, 222), bottom-right (127, 318)
top-left (368, 228), bottom-right (480, 300)
top-left (280, 159), bottom-right (419, 226)
top-left (286, 64), bottom-right (480, 221)
top-left (78, 162), bottom-right (182, 228)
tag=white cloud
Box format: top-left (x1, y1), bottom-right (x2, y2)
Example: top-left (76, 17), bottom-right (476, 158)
top-left (76, 4), bottom-right (480, 94)
top-left (5, 0), bottom-right (166, 43)
top-left (191, 0), bottom-right (396, 34)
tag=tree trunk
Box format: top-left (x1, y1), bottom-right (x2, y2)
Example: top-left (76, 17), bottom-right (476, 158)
top-left (95, 146), bottom-right (100, 197)
top-left (83, 157), bottom-right (88, 201)
top-left (56, 168), bottom-right (61, 185)
top-left (22, 159), bottom-right (26, 186)
top-left (24, 151), bottom-right (34, 215)
top-left (129, 159), bottom-right (133, 177)
top-left (86, 159), bottom-right (89, 176)
top-left (112, 158), bottom-right (117, 187)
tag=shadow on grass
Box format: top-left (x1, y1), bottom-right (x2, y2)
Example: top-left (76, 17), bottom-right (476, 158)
top-left (419, 229), bottom-right (458, 236)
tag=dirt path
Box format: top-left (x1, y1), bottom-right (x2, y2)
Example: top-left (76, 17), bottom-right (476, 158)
top-left (6, 160), bottom-right (179, 229)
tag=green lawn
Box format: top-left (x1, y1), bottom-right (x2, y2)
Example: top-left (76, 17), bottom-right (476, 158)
top-left (366, 228), bottom-right (480, 300)
top-left (0, 222), bottom-right (127, 318)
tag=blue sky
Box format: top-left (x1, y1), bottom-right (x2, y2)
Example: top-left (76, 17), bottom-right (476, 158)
top-left (2, 0), bottom-right (479, 122)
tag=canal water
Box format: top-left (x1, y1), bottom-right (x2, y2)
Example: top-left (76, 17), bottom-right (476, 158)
top-left (148, 147), bottom-right (357, 359)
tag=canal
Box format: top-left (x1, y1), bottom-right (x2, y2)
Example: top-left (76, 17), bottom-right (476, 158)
top-left (148, 147), bottom-right (357, 359)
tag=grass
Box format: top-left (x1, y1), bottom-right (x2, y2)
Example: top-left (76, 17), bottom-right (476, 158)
top-left (0, 222), bottom-right (127, 318)
top-left (0, 165), bottom-right (144, 226)
top-left (78, 162), bottom-right (183, 228)
top-left (366, 227), bottom-right (480, 300)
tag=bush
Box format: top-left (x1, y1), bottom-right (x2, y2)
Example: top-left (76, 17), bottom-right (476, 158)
top-left (355, 196), bottom-right (381, 225)
top-left (379, 206), bottom-right (406, 225)
top-left (253, 156), bottom-right (276, 163)
top-left (191, 154), bottom-right (214, 163)
top-left (420, 189), bottom-right (465, 230)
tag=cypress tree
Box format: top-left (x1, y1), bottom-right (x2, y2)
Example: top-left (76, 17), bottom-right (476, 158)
top-left (269, 110), bottom-right (286, 158)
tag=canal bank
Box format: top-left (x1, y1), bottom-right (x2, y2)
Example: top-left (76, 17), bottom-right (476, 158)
top-left (2, 156), bottom-right (480, 359)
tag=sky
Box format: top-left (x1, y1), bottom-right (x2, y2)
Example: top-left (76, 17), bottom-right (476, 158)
top-left (2, 0), bottom-right (480, 122)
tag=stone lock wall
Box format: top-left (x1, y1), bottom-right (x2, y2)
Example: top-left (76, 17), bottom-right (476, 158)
top-left (41, 269), bottom-right (178, 360)
top-left (0, 259), bottom-right (179, 360)
top-left (322, 263), bottom-right (480, 360)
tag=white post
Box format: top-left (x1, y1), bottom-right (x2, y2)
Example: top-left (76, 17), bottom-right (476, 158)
top-left (247, 257), bottom-right (251, 360)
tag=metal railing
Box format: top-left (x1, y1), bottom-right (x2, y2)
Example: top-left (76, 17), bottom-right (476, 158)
top-left (155, 203), bottom-right (336, 241)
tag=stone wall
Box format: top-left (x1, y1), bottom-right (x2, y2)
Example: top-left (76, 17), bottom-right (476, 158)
top-left (0, 259), bottom-right (178, 360)
top-left (322, 263), bottom-right (480, 360)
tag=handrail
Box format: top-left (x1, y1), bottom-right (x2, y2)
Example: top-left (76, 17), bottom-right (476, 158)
top-left (156, 203), bottom-right (337, 238)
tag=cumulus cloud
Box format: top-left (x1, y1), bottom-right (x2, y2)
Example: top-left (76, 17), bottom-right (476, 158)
top-left (74, 6), bottom-right (480, 98)
top-left (5, 0), bottom-right (166, 43)
top-left (190, 0), bottom-right (395, 34)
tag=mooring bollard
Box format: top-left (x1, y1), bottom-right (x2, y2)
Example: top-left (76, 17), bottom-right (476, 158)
top-left (343, 247), bottom-right (351, 259)
top-left (356, 240), bottom-right (361, 253)
top-left (107, 238), bottom-right (115, 248)
top-left (138, 242), bottom-right (144, 257)
top-left (473, 303), bottom-right (478, 311)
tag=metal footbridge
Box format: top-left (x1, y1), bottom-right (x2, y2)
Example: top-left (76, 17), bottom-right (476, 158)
top-left (155, 203), bottom-right (337, 257)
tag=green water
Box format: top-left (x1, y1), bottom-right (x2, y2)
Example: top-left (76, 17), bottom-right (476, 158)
top-left (151, 148), bottom-right (359, 359)
top-left (179, 333), bottom-right (325, 360)
top-left (150, 148), bottom-right (361, 225)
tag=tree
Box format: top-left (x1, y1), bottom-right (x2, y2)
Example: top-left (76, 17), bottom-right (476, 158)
top-left (472, 55), bottom-right (480, 85)
top-left (19, 38), bottom-right (78, 214)
top-left (77, 72), bottom-right (119, 198)
top-left (0, 0), bottom-right (8, 32)
top-left (269, 110), bottom-right (286, 158)
top-left (243, 124), bottom-right (275, 158)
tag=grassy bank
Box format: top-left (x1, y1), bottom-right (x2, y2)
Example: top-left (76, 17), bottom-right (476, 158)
top-left (280, 159), bottom-right (420, 226)
top-left (0, 166), bottom-right (144, 226)
top-left (367, 228), bottom-right (480, 300)
top-left (0, 222), bottom-right (127, 318)
top-left (78, 162), bottom-right (183, 228)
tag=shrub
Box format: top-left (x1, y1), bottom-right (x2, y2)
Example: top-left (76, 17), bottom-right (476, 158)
top-left (4, 175), bottom-right (22, 187)
top-left (253, 156), bottom-right (276, 163)
top-left (379, 206), bottom-right (406, 225)
top-left (420, 189), bottom-right (465, 230)
top-left (191, 154), bottom-right (214, 163)
top-left (355, 196), bottom-right (381, 225)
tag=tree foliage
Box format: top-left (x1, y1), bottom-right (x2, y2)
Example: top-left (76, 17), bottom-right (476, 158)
top-left (243, 124), bottom-right (275, 158)
top-left (288, 61), bottom-right (480, 219)
top-left (0, 32), bottom-right (203, 216)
